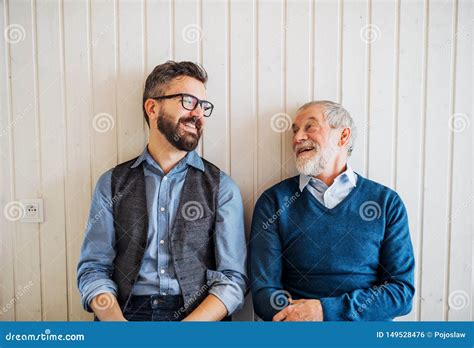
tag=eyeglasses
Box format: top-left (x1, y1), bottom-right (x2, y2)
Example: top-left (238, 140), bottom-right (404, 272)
top-left (151, 93), bottom-right (214, 117)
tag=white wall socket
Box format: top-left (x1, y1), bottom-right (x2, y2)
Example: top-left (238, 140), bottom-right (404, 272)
top-left (20, 199), bottom-right (44, 223)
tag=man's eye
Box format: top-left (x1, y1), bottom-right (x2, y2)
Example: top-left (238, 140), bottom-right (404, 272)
top-left (183, 97), bottom-right (194, 106)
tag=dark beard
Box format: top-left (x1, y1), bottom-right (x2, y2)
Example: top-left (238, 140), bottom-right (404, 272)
top-left (157, 111), bottom-right (202, 152)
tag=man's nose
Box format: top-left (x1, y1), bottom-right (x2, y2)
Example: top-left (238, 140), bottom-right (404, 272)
top-left (293, 129), bottom-right (307, 143)
top-left (190, 103), bottom-right (204, 119)
top-left (190, 110), bottom-right (205, 128)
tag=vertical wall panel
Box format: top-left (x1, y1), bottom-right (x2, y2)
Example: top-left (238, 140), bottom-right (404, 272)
top-left (0, 0), bottom-right (471, 322)
top-left (116, 0), bottom-right (145, 163)
top-left (367, 0), bottom-right (396, 186)
top-left (395, 0), bottom-right (424, 322)
top-left (283, 0), bottom-right (312, 178)
top-left (1, 0), bottom-right (16, 321)
top-left (257, 0), bottom-right (284, 196)
top-left (447, 0), bottom-right (472, 321)
top-left (63, 0), bottom-right (93, 322)
top-left (36, 0), bottom-right (68, 320)
top-left (341, 0), bottom-right (368, 175)
top-left (90, 0), bottom-right (118, 185)
top-left (8, 0), bottom-right (42, 321)
top-left (229, 0), bottom-right (256, 321)
top-left (313, 0), bottom-right (339, 101)
top-left (145, 0), bottom-right (172, 76)
top-left (420, 0), bottom-right (455, 321)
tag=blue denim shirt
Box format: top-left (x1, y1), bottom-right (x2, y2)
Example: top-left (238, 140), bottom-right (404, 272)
top-left (77, 147), bottom-right (248, 315)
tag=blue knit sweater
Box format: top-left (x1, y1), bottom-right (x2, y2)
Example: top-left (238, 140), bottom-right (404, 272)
top-left (250, 174), bottom-right (415, 321)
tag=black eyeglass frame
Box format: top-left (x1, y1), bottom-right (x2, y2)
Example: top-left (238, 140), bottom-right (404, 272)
top-left (150, 93), bottom-right (214, 117)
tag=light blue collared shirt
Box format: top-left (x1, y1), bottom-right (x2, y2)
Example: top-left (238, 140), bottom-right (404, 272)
top-left (77, 147), bottom-right (248, 315)
top-left (299, 164), bottom-right (358, 208)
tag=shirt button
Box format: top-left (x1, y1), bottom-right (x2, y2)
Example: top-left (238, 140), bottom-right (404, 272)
top-left (163, 176), bottom-right (168, 181)
top-left (160, 239), bottom-right (165, 245)
top-left (160, 207), bottom-right (165, 212)
top-left (160, 269), bottom-right (165, 274)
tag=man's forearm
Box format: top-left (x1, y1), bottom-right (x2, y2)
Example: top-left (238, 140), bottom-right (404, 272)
top-left (90, 292), bottom-right (127, 321)
top-left (182, 294), bottom-right (228, 321)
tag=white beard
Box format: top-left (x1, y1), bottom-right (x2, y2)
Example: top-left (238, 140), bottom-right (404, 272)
top-left (295, 142), bottom-right (338, 176)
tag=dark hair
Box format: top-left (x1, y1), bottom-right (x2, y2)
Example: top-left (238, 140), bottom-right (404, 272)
top-left (142, 60), bottom-right (208, 127)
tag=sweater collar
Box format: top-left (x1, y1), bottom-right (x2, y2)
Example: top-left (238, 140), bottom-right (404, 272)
top-left (299, 163), bottom-right (357, 192)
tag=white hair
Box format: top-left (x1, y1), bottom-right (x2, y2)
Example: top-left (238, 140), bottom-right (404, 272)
top-left (297, 100), bottom-right (357, 156)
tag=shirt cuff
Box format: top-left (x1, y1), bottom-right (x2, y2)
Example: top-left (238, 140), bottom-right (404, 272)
top-left (81, 278), bottom-right (118, 312)
top-left (206, 269), bottom-right (245, 316)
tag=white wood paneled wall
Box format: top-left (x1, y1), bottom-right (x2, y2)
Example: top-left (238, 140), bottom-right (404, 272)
top-left (1, 0), bottom-right (471, 322)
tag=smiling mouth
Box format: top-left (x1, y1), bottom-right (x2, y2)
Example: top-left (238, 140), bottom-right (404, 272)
top-left (296, 146), bottom-right (315, 156)
top-left (180, 120), bottom-right (199, 133)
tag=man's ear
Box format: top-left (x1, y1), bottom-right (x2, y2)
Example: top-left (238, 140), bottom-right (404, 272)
top-left (144, 98), bottom-right (159, 123)
top-left (339, 127), bottom-right (351, 147)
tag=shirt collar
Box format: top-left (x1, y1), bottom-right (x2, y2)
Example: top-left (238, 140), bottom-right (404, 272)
top-left (299, 163), bottom-right (357, 192)
top-left (130, 146), bottom-right (205, 172)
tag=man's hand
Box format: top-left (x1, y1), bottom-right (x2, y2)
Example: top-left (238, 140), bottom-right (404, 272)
top-left (272, 299), bottom-right (324, 321)
top-left (90, 292), bottom-right (127, 321)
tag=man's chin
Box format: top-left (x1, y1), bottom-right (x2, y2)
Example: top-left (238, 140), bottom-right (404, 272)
top-left (295, 156), bottom-right (322, 176)
top-left (173, 133), bottom-right (200, 152)
top-left (295, 153), bottom-right (315, 165)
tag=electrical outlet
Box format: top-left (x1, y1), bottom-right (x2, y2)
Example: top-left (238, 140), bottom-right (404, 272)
top-left (20, 199), bottom-right (44, 223)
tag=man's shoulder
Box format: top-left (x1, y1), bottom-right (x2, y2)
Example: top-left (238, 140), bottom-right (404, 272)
top-left (113, 156), bottom-right (141, 171)
top-left (356, 174), bottom-right (403, 206)
top-left (257, 175), bottom-right (301, 204)
top-left (200, 157), bottom-right (220, 172)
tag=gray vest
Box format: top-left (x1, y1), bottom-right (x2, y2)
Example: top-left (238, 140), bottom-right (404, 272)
top-left (110, 156), bottom-right (220, 315)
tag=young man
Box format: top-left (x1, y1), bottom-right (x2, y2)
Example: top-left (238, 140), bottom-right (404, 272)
top-left (250, 101), bottom-right (415, 321)
top-left (78, 61), bottom-right (248, 321)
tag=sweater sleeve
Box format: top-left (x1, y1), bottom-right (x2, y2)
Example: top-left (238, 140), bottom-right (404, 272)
top-left (319, 193), bottom-right (415, 321)
top-left (250, 191), bottom-right (287, 321)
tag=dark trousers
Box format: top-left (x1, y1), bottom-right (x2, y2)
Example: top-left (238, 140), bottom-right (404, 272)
top-left (123, 294), bottom-right (185, 321)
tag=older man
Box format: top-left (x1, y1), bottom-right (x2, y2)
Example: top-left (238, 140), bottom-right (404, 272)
top-left (77, 61), bottom-right (248, 321)
top-left (250, 100), bottom-right (415, 321)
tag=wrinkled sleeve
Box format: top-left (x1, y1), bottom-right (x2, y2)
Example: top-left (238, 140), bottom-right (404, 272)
top-left (207, 172), bottom-right (249, 315)
top-left (77, 170), bottom-right (118, 312)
